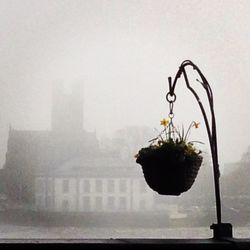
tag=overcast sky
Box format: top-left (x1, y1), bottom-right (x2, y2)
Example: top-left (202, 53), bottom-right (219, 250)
top-left (0, 0), bottom-right (250, 168)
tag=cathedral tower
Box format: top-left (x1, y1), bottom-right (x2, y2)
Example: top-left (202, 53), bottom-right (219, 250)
top-left (51, 81), bottom-right (84, 132)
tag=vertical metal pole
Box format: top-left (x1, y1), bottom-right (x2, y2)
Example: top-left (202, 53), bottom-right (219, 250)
top-left (168, 60), bottom-right (233, 238)
top-left (182, 68), bottom-right (222, 225)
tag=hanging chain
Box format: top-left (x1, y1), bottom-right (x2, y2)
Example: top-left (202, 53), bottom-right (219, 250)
top-left (166, 92), bottom-right (176, 140)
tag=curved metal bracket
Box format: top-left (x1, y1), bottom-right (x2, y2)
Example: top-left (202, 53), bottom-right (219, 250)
top-left (167, 60), bottom-right (222, 225)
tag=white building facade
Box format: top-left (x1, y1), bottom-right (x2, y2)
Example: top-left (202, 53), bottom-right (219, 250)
top-left (35, 166), bottom-right (155, 212)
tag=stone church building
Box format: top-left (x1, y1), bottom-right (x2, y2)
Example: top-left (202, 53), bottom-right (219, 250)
top-left (0, 83), bottom-right (154, 212)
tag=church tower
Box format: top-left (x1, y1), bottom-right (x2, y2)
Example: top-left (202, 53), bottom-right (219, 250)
top-left (51, 81), bottom-right (84, 132)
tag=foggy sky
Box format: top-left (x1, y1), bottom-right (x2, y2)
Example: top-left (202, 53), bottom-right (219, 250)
top-left (0, 0), bottom-right (250, 167)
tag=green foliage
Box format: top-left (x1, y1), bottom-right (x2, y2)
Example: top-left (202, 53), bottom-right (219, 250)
top-left (138, 139), bottom-right (200, 161)
top-left (135, 120), bottom-right (203, 161)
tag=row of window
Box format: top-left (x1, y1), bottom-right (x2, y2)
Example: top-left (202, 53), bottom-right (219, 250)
top-left (36, 178), bottom-right (148, 194)
top-left (80, 196), bottom-right (127, 210)
top-left (62, 179), bottom-right (128, 193)
top-left (36, 194), bottom-right (148, 211)
top-left (81, 179), bottom-right (126, 193)
top-left (60, 196), bottom-right (147, 211)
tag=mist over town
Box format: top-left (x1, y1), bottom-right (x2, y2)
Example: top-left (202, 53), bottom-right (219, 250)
top-left (0, 0), bottom-right (250, 240)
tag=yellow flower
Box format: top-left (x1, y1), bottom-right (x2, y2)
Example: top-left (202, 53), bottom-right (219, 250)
top-left (160, 118), bottom-right (169, 127)
top-left (193, 121), bottom-right (200, 129)
top-left (158, 140), bottom-right (164, 146)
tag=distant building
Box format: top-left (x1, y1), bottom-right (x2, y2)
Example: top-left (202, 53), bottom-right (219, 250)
top-left (0, 82), bottom-right (154, 212)
top-left (35, 158), bottom-right (153, 212)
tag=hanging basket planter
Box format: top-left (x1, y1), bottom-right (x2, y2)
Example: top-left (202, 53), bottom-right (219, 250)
top-left (135, 116), bottom-right (203, 195)
top-left (136, 141), bottom-right (203, 195)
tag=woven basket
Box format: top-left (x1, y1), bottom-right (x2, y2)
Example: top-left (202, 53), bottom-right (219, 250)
top-left (136, 149), bottom-right (203, 195)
